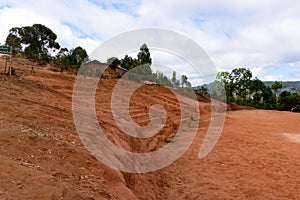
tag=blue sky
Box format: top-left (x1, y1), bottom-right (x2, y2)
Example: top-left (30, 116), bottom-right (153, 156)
top-left (0, 0), bottom-right (300, 84)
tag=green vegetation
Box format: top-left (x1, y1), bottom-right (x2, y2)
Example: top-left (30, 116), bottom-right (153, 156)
top-left (6, 24), bottom-right (60, 63)
top-left (264, 81), bottom-right (300, 94)
top-left (54, 46), bottom-right (88, 71)
top-left (107, 43), bottom-right (191, 88)
top-left (210, 68), bottom-right (300, 111)
top-left (4, 24), bottom-right (87, 71)
top-left (5, 24), bottom-right (297, 112)
top-left (3, 23), bottom-right (191, 84)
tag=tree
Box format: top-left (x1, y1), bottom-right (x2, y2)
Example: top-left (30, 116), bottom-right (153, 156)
top-left (271, 81), bottom-right (283, 95)
top-left (137, 43), bottom-right (152, 65)
top-left (278, 91), bottom-right (292, 110)
top-left (181, 75), bottom-right (187, 88)
top-left (107, 57), bottom-right (120, 66)
top-left (262, 86), bottom-right (276, 109)
top-left (278, 91), bottom-right (300, 111)
top-left (249, 78), bottom-right (265, 105)
top-left (271, 81), bottom-right (283, 104)
top-left (216, 71), bottom-right (234, 102)
top-left (215, 68), bottom-right (278, 107)
top-left (231, 68), bottom-right (252, 98)
top-left (120, 44), bottom-right (152, 71)
top-left (55, 48), bottom-right (71, 72)
top-left (216, 71), bottom-right (231, 84)
top-left (216, 68), bottom-right (252, 102)
top-left (155, 71), bottom-right (172, 86)
top-left (249, 78), bottom-right (265, 94)
top-left (7, 24), bottom-right (60, 63)
top-left (197, 85), bottom-right (209, 95)
top-left (180, 75), bottom-right (191, 88)
top-left (70, 46), bottom-right (88, 69)
top-left (171, 71), bottom-right (180, 87)
top-left (54, 46), bottom-right (88, 71)
top-left (5, 33), bottom-right (22, 55)
top-left (120, 55), bottom-right (134, 70)
top-left (137, 43), bottom-right (152, 78)
top-left (119, 44), bottom-right (153, 81)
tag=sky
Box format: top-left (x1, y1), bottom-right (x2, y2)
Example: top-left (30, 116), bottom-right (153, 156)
top-left (0, 0), bottom-right (300, 85)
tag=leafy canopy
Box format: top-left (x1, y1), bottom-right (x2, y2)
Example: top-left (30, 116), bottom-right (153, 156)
top-left (6, 24), bottom-right (60, 62)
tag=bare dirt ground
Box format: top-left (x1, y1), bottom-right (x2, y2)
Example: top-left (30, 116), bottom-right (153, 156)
top-left (0, 58), bottom-right (299, 199)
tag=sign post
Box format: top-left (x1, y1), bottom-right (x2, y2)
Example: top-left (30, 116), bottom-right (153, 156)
top-left (9, 47), bottom-right (12, 76)
top-left (0, 45), bottom-right (11, 54)
top-left (0, 45), bottom-right (12, 75)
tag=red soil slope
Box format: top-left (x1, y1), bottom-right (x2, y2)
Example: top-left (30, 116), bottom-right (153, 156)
top-left (0, 59), bottom-right (299, 199)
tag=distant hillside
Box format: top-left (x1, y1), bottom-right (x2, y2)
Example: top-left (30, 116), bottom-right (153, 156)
top-left (264, 81), bottom-right (300, 94)
top-left (194, 81), bottom-right (300, 96)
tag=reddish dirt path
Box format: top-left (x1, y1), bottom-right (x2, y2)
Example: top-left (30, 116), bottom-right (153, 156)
top-left (0, 59), bottom-right (299, 199)
top-left (158, 110), bottom-right (300, 199)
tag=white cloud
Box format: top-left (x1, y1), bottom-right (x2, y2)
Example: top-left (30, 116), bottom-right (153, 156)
top-left (0, 3), bottom-right (99, 52)
top-left (0, 0), bottom-right (300, 83)
top-left (289, 61), bottom-right (300, 68)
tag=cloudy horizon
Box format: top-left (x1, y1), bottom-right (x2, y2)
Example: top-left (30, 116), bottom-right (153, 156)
top-left (1, 0), bottom-right (300, 84)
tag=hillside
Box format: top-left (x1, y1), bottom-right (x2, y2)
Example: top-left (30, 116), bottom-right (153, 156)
top-left (198, 80), bottom-right (300, 96)
top-left (0, 58), bottom-right (300, 199)
top-left (264, 81), bottom-right (300, 94)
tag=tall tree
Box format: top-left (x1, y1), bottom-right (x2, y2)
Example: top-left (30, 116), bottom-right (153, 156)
top-left (55, 46), bottom-right (88, 71)
top-left (271, 81), bottom-right (283, 96)
top-left (107, 57), bottom-right (121, 66)
top-left (171, 71), bottom-right (180, 87)
top-left (249, 78), bottom-right (265, 94)
top-left (155, 71), bottom-right (172, 86)
top-left (216, 71), bottom-right (234, 102)
top-left (55, 48), bottom-right (71, 72)
top-left (69, 46), bottom-right (88, 69)
top-left (278, 91), bottom-right (292, 110)
top-left (137, 43), bottom-right (152, 77)
top-left (262, 86), bottom-right (276, 109)
top-left (137, 43), bottom-right (152, 65)
top-left (231, 68), bottom-right (252, 97)
top-left (7, 24), bottom-right (60, 62)
top-left (181, 75), bottom-right (191, 88)
top-left (271, 81), bottom-right (283, 104)
top-left (120, 44), bottom-right (153, 81)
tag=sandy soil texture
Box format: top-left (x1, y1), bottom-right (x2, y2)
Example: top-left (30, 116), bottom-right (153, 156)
top-left (0, 59), bottom-right (299, 199)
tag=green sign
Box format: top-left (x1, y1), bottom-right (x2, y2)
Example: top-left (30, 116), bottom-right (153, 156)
top-left (0, 45), bottom-right (11, 54)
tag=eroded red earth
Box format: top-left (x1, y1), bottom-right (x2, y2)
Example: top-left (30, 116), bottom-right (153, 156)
top-left (0, 58), bottom-right (299, 199)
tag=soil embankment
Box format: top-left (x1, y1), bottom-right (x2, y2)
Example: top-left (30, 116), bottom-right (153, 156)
top-left (0, 59), bottom-right (299, 199)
